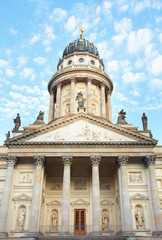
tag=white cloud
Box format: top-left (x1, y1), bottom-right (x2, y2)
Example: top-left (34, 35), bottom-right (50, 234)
top-left (135, 59), bottom-right (144, 69)
top-left (96, 6), bottom-right (101, 14)
top-left (19, 68), bottom-right (36, 81)
top-left (89, 33), bottom-right (97, 42)
top-left (10, 28), bottom-right (18, 35)
top-left (6, 68), bottom-right (15, 77)
top-left (43, 26), bottom-right (55, 46)
top-left (97, 41), bottom-right (112, 59)
top-left (0, 59), bottom-right (8, 67)
top-left (49, 8), bottom-right (67, 21)
top-left (120, 60), bottom-right (132, 72)
top-left (159, 33), bottom-right (162, 42)
top-left (29, 33), bottom-right (41, 45)
top-left (114, 18), bottom-right (132, 33)
top-left (156, 16), bottom-right (162, 23)
top-left (107, 60), bottom-right (119, 71)
top-left (127, 28), bottom-right (152, 54)
top-left (149, 55), bottom-right (162, 75)
top-left (149, 78), bottom-right (162, 90)
top-left (134, 0), bottom-right (162, 13)
top-left (17, 56), bottom-right (28, 66)
top-left (129, 89), bottom-right (140, 96)
top-left (115, 91), bottom-right (128, 101)
top-left (64, 15), bottom-right (77, 32)
top-left (122, 72), bottom-right (145, 83)
top-left (103, 1), bottom-right (112, 13)
top-left (0, 70), bottom-right (3, 75)
top-left (11, 84), bottom-right (41, 95)
top-left (45, 46), bottom-right (52, 52)
top-left (33, 57), bottom-right (47, 65)
top-left (120, 4), bottom-right (129, 11)
top-left (130, 100), bottom-right (138, 105)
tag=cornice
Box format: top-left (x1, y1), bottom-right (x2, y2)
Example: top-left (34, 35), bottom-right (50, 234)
top-left (48, 67), bottom-right (113, 92)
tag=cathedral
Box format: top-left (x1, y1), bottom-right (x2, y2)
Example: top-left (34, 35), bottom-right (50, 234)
top-left (0, 29), bottom-right (162, 239)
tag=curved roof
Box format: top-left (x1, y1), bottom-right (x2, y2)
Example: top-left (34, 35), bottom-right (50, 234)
top-left (62, 38), bottom-right (99, 58)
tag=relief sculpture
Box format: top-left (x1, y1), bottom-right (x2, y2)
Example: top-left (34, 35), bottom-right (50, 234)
top-left (102, 209), bottom-right (109, 230)
top-left (49, 181), bottom-right (62, 190)
top-left (100, 180), bottom-right (110, 190)
top-left (19, 173), bottom-right (32, 183)
top-left (74, 180), bottom-right (86, 190)
top-left (129, 172), bottom-right (142, 183)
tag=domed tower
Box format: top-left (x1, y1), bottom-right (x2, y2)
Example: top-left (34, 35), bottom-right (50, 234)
top-left (48, 31), bottom-right (113, 123)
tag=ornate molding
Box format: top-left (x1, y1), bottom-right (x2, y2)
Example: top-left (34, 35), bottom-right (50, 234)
top-left (62, 156), bottom-right (73, 165)
top-left (117, 155), bottom-right (129, 166)
top-left (34, 155), bottom-right (46, 167)
top-left (90, 155), bottom-right (101, 165)
top-left (6, 156), bottom-right (18, 167)
top-left (145, 155), bottom-right (156, 167)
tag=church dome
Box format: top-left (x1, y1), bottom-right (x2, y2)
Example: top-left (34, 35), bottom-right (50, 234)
top-left (62, 38), bottom-right (99, 58)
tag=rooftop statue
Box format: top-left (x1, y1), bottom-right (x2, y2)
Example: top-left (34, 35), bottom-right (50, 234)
top-left (5, 131), bottom-right (10, 141)
top-left (13, 113), bottom-right (21, 131)
top-left (117, 109), bottom-right (127, 124)
top-left (142, 112), bottom-right (148, 131)
top-left (34, 110), bottom-right (44, 124)
top-left (79, 25), bottom-right (83, 39)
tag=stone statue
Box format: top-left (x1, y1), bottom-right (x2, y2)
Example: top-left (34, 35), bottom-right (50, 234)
top-left (76, 91), bottom-right (84, 108)
top-left (51, 210), bottom-right (58, 230)
top-left (79, 25), bottom-right (83, 38)
top-left (34, 111), bottom-right (44, 124)
top-left (5, 131), bottom-right (10, 141)
top-left (102, 210), bottom-right (109, 230)
top-left (17, 209), bottom-right (26, 230)
top-left (117, 109), bottom-right (127, 124)
top-left (135, 208), bottom-right (144, 229)
top-left (13, 113), bottom-right (21, 131)
top-left (142, 112), bottom-right (147, 131)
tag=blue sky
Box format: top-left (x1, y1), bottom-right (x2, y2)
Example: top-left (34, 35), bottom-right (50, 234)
top-left (0, 0), bottom-right (162, 145)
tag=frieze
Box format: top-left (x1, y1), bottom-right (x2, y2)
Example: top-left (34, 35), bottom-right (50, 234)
top-left (100, 180), bottom-right (110, 190)
top-left (19, 172), bottom-right (33, 184)
top-left (74, 180), bottom-right (86, 190)
top-left (49, 181), bottom-right (62, 190)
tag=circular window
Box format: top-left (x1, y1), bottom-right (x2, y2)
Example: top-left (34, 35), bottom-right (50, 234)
top-left (68, 60), bottom-right (72, 65)
top-left (91, 60), bottom-right (95, 65)
top-left (79, 58), bottom-right (84, 63)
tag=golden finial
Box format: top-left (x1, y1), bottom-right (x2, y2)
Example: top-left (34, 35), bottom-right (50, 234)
top-left (79, 25), bottom-right (83, 39)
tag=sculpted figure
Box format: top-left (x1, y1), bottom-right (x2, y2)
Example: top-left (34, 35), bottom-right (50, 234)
top-left (13, 113), bottom-right (21, 131)
top-left (76, 91), bottom-right (84, 108)
top-left (17, 209), bottom-right (26, 230)
top-left (142, 112), bottom-right (147, 131)
top-left (79, 25), bottom-right (83, 38)
top-left (51, 210), bottom-right (58, 230)
top-left (102, 210), bottom-right (109, 230)
top-left (34, 110), bottom-right (44, 124)
top-left (5, 131), bottom-right (10, 141)
top-left (117, 109), bottom-right (127, 124)
top-left (135, 208), bottom-right (144, 229)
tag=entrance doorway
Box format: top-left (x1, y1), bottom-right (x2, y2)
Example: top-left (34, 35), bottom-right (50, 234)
top-left (74, 209), bottom-right (86, 236)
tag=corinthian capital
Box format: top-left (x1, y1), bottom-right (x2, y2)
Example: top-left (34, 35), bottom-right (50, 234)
top-left (34, 156), bottom-right (46, 167)
top-left (145, 155), bottom-right (156, 167)
top-left (90, 155), bottom-right (101, 165)
top-left (62, 156), bottom-right (73, 165)
top-left (6, 156), bottom-right (18, 167)
top-left (117, 155), bottom-right (129, 166)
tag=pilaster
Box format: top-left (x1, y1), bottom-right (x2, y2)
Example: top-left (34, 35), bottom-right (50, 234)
top-left (106, 90), bottom-right (112, 122)
top-left (101, 84), bottom-right (106, 118)
top-left (48, 90), bottom-right (55, 122)
top-left (56, 83), bottom-right (61, 118)
top-left (70, 78), bottom-right (75, 115)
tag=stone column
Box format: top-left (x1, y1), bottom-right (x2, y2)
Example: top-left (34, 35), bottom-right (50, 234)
top-left (70, 78), bottom-right (75, 114)
top-left (0, 156), bottom-right (17, 235)
top-left (90, 156), bottom-right (101, 235)
top-left (101, 84), bottom-right (106, 118)
top-left (145, 155), bottom-right (162, 234)
top-left (106, 90), bottom-right (112, 122)
top-left (29, 156), bottom-right (45, 234)
top-left (117, 156), bottom-right (133, 232)
top-left (61, 156), bottom-right (73, 235)
top-left (48, 90), bottom-right (55, 122)
top-left (87, 78), bottom-right (92, 114)
top-left (56, 83), bottom-right (61, 118)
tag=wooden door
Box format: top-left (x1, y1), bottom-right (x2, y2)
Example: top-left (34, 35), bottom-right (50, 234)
top-left (74, 209), bottom-right (86, 236)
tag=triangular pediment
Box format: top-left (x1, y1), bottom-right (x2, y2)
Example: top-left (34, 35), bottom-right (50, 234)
top-left (100, 199), bottom-right (114, 205)
top-left (6, 113), bottom-right (157, 146)
top-left (130, 193), bottom-right (148, 200)
top-left (47, 199), bottom-right (62, 206)
top-left (71, 198), bottom-right (89, 206)
top-left (13, 193), bottom-right (32, 201)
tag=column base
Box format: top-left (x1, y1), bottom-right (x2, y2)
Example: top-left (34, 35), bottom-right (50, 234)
top-left (59, 231), bottom-right (70, 236)
top-left (91, 231), bottom-right (102, 236)
top-left (152, 231), bottom-right (162, 236)
top-left (117, 231), bottom-right (135, 236)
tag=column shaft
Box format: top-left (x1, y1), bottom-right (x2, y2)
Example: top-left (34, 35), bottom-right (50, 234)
top-left (101, 84), bottom-right (106, 118)
top-left (0, 157), bottom-right (17, 235)
top-left (90, 156), bottom-right (101, 234)
top-left (56, 84), bottom-right (61, 118)
top-left (29, 156), bottom-right (45, 233)
top-left (145, 155), bottom-right (162, 233)
top-left (61, 156), bottom-right (72, 234)
top-left (48, 90), bottom-right (55, 122)
top-left (70, 79), bottom-right (75, 114)
top-left (87, 79), bottom-right (92, 114)
top-left (106, 91), bottom-right (112, 122)
top-left (117, 156), bottom-right (133, 232)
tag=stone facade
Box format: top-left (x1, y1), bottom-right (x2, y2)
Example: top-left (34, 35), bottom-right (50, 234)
top-left (0, 36), bottom-right (162, 238)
